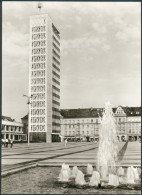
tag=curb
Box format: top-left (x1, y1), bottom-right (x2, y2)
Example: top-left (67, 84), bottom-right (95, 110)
top-left (2, 163), bottom-right (37, 177)
top-left (2, 163), bottom-right (141, 177)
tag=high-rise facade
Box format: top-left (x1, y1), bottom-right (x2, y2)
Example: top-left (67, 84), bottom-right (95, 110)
top-left (29, 13), bottom-right (60, 142)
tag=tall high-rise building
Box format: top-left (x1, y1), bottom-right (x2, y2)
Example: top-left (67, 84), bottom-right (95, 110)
top-left (29, 8), bottom-right (61, 142)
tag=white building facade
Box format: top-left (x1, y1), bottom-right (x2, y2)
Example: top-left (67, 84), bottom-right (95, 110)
top-left (60, 106), bottom-right (141, 142)
top-left (1, 116), bottom-right (27, 141)
top-left (29, 13), bottom-right (60, 142)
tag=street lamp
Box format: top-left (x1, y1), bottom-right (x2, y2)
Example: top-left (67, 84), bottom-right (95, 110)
top-left (76, 123), bottom-right (80, 141)
top-left (23, 94), bottom-right (33, 146)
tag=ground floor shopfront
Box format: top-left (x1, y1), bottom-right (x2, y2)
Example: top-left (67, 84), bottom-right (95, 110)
top-left (128, 135), bottom-right (141, 141)
top-left (63, 134), bottom-right (141, 142)
top-left (52, 133), bottom-right (61, 142)
top-left (64, 135), bottom-right (95, 142)
top-left (1, 132), bottom-right (27, 141)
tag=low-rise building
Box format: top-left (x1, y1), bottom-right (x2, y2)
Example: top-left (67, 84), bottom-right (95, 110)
top-left (1, 116), bottom-right (27, 141)
top-left (60, 106), bottom-right (141, 142)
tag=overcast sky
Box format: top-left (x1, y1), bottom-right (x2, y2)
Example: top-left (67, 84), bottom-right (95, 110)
top-left (2, 1), bottom-right (141, 122)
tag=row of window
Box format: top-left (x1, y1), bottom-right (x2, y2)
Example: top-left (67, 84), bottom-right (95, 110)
top-left (53, 56), bottom-right (60, 65)
top-left (31, 78), bottom-right (45, 85)
top-left (31, 86), bottom-right (45, 92)
top-left (32, 48), bottom-right (46, 55)
top-left (53, 63), bottom-right (60, 72)
top-left (52, 115), bottom-right (60, 120)
top-left (1, 125), bottom-right (22, 131)
top-left (65, 124), bottom-right (98, 129)
top-left (53, 70), bottom-right (60, 79)
top-left (52, 122), bottom-right (60, 127)
top-left (32, 26), bottom-right (46, 33)
top-left (32, 55), bottom-right (46, 62)
top-left (128, 118), bottom-right (141, 122)
top-left (31, 101), bottom-right (45, 108)
top-left (32, 93), bottom-right (45, 100)
top-left (31, 109), bottom-right (45, 115)
top-left (32, 33), bottom-right (46, 40)
top-left (52, 100), bottom-right (60, 106)
top-left (129, 129), bottom-right (141, 133)
top-left (31, 70), bottom-right (45, 77)
top-left (53, 92), bottom-right (60, 99)
top-left (31, 63), bottom-right (45, 70)
top-left (63, 118), bottom-right (141, 123)
top-left (65, 130), bottom-right (94, 135)
top-left (32, 41), bottom-right (46, 47)
top-left (53, 42), bottom-right (60, 52)
top-left (53, 49), bottom-right (60, 59)
top-left (31, 117), bottom-right (45, 123)
top-left (116, 118), bottom-right (125, 122)
top-left (52, 85), bottom-right (60, 92)
top-left (119, 129), bottom-right (125, 131)
top-left (52, 24), bottom-right (60, 39)
top-left (31, 125), bottom-right (45, 131)
top-left (116, 111), bottom-right (125, 114)
top-left (53, 78), bottom-right (60, 86)
top-left (128, 123), bottom-right (141, 126)
top-left (63, 119), bottom-right (99, 124)
top-left (52, 35), bottom-right (60, 46)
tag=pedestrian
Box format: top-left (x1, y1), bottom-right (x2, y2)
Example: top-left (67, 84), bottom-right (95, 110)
top-left (3, 139), bottom-right (6, 147)
top-left (5, 139), bottom-right (9, 147)
top-left (10, 139), bottom-right (13, 148)
top-left (65, 139), bottom-right (67, 147)
top-left (1, 139), bottom-right (4, 147)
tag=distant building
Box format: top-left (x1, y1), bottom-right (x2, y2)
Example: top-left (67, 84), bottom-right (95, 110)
top-left (1, 116), bottom-right (27, 141)
top-left (60, 106), bottom-right (141, 142)
top-left (21, 114), bottom-right (28, 135)
top-left (29, 10), bottom-right (61, 142)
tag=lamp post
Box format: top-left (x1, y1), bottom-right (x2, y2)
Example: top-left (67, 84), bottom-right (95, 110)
top-left (23, 94), bottom-right (33, 146)
top-left (76, 123), bottom-right (80, 141)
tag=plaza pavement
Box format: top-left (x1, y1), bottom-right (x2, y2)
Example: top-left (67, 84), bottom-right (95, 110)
top-left (1, 141), bottom-right (141, 176)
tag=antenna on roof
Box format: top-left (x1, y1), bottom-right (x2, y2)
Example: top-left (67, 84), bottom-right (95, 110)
top-left (37, 2), bottom-right (42, 14)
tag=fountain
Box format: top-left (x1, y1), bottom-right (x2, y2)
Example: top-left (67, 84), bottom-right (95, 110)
top-left (127, 167), bottom-right (135, 184)
top-left (58, 163), bottom-right (71, 182)
top-left (57, 102), bottom-right (141, 190)
top-left (132, 167), bottom-right (139, 180)
top-left (96, 102), bottom-right (119, 180)
top-left (71, 166), bottom-right (78, 178)
top-left (117, 167), bottom-right (125, 177)
top-left (108, 174), bottom-right (119, 186)
top-left (89, 171), bottom-right (100, 186)
top-left (86, 163), bottom-right (93, 175)
top-left (75, 170), bottom-right (86, 185)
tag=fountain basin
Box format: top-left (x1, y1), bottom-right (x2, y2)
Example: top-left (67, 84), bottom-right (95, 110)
top-left (2, 166), bottom-right (141, 194)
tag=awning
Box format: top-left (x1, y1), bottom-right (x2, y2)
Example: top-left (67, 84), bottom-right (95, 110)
top-left (51, 133), bottom-right (60, 135)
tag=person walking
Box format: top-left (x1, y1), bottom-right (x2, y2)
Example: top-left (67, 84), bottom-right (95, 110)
top-left (65, 139), bottom-right (67, 147)
top-left (10, 139), bottom-right (13, 148)
top-left (1, 139), bottom-right (5, 147)
top-left (5, 139), bottom-right (9, 147)
top-left (3, 139), bottom-right (6, 147)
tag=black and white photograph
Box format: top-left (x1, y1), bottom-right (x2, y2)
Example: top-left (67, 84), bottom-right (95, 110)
top-left (1, 1), bottom-right (141, 194)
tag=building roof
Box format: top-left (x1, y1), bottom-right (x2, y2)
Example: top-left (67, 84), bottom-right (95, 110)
top-left (2, 116), bottom-right (15, 122)
top-left (21, 114), bottom-right (28, 120)
top-left (122, 107), bottom-right (141, 116)
top-left (60, 107), bottom-right (141, 118)
top-left (60, 108), bottom-right (103, 118)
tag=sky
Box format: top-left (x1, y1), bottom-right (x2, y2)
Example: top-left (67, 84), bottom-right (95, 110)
top-left (2, 1), bottom-right (141, 122)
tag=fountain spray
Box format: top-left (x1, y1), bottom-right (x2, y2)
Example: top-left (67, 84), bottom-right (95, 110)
top-left (96, 102), bottom-right (119, 179)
